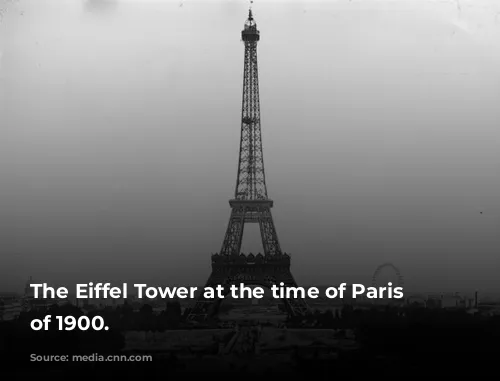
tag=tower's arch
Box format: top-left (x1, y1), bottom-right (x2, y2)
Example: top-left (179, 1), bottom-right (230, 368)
top-left (208, 278), bottom-right (298, 319)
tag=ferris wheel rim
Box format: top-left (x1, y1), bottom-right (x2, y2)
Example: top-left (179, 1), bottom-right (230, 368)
top-left (372, 262), bottom-right (404, 288)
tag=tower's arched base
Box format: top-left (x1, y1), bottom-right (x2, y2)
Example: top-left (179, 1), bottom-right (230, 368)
top-left (186, 253), bottom-right (310, 322)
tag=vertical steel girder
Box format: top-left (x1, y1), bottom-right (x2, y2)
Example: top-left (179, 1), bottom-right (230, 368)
top-left (219, 203), bottom-right (282, 257)
top-left (235, 37), bottom-right (267, 201)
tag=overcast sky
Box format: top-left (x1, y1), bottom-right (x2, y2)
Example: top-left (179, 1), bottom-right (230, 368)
top-left (1, 0), bottom-right (499, 293)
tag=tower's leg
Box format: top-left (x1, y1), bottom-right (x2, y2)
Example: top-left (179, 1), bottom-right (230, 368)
top-left (275, 272), bottom-right (310, 317)
top-left (186, 272), bottom-right (229, 322)
top-left (219, 205), bottom-right (246, 256)
top-left (258, 206), bottom-right (282, 256)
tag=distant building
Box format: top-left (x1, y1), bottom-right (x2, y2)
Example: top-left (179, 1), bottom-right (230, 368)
top-left (426, 298), bottom-right (442, 309)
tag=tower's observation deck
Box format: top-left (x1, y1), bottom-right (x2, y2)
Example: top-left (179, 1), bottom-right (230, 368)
top-left (241, 10), bottom-right (260, 41)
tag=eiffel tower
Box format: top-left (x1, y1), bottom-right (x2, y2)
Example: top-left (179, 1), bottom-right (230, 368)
top-left (186, 9), bottom-right (310, 322)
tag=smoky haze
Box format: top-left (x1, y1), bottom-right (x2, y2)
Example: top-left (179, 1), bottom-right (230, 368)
top-left (1, 0), bottom-right (499, 293)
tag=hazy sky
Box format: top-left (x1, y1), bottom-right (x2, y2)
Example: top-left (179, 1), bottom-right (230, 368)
top-left (1, 0), bottom-right (499, 293)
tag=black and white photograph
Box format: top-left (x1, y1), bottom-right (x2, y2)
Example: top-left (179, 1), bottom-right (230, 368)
top-left (1, 0), bottom-right (499, 377)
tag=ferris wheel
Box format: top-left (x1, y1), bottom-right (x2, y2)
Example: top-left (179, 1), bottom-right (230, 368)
top-left (372, 262), bottom-right (404, 288)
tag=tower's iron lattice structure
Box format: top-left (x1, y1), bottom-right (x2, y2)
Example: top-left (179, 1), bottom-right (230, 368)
top-left (187, 10), bottom-right (310, 322)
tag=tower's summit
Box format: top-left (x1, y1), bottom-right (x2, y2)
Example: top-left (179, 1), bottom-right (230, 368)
top-left (242, 9), bottom-right (259, 41)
